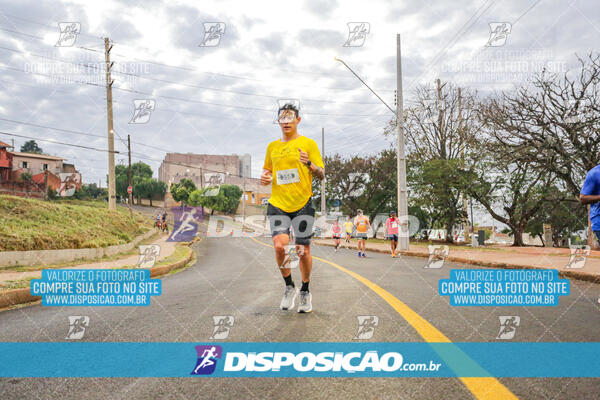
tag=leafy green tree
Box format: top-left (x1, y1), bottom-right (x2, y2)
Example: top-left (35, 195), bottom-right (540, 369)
top-left (313, 149), bottom-right (397, 220)
top-left (461, 156), bottom-right (558, 246)
top-left (20, 140), bottom-right (43, 154)
top-left (188, 184), bottom-right (242, 214)
top-left (150, 179), bottom-right (167, 206)
top-left (132, 162), bottom-right (153, 179)
top-left (70, 183), bottom-right (107, 200)
top-left (170, 178), bottom-right (197, 205)
top-left (525, 189), bottom-right (587, 247)
top-left (113, 162), bottom-right (160, 203)
top-left (408, 158), bottom-right (468, 242)
top-left (133, 178), bottom-right (151, 205)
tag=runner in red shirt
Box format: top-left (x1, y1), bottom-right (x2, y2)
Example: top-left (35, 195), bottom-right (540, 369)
top-left (385, 211), bottom-right (399, 258)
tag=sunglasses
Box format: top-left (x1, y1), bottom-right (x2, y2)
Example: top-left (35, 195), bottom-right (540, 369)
top-left (277, 110), bottom-right (298, 123)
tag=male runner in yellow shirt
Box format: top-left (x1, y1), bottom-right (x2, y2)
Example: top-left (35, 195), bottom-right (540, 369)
top-left (261, 103), bottom-right (325, 313)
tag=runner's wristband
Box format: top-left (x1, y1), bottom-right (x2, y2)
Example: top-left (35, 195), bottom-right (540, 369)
top-left (305, 160), bottom-right (312, 167)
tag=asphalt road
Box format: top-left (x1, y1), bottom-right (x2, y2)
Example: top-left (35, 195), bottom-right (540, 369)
top-left (1, 236), bottom-right (600, 399)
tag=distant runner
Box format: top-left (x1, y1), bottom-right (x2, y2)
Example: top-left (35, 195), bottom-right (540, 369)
top-left (332, 219), bottom-right (342, 252)
top-left (385, 211), bottom-right (399, 258)
top-left (354, 209), bottom-right (370, 258)
top-left (261, 103), bottom-right (325, 313)
top-left (343, 216), bottom-right (353, 248)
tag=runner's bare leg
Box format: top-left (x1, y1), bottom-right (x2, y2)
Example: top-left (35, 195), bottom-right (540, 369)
top-left (273, 234), bottom-right (291, 278)
top-left (298, 245), bottom-right (312, 283)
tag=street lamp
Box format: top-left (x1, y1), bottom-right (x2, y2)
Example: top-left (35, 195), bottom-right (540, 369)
top-left (334, 34), bottom-right (409, 250)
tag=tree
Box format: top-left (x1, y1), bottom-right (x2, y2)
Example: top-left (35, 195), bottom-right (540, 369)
top-left (20, 140), bottom-right (43, 154)
top-left (113, 162), bottom-right (162, 204)
top-left (133, 178), bottom-right (151, 205)
top-left (480, 53), bottom-right (600, 198)
top-left (526, 189), bottom-right (587, 247)
top-left (170, 178), bottom-right (197, 205)
top-left (312, 150), bottom-right (397, 221)
top-left (188, 184), bottom-right (242, 214)
top-left (70, 184), bottom-right (108, 200)
top-left (400, 82), bottom-right (480, 162)
top-left (132, 162), bottom-right (153, 180)
top-left (408, 158), bottom-right (467, 242)
top-left (460, 147), bottom-right (558, 246)
top-left (389, 81), bottom-right (480, 241)
top-left (150, 179), bottom-right (167, 206)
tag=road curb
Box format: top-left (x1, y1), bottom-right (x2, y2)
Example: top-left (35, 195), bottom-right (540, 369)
top-left (314, 241), bottom-right (600, 284)
top-left (0, 242), bottom-right (196, 310)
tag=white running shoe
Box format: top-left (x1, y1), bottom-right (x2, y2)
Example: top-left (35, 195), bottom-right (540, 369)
top-left (297, 291), bottom-right (312, 313)
top-left (280, 285), bottom-right (297, 310)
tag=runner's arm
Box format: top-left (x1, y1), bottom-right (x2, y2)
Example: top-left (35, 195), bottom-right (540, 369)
top-left (298, 148), bottom-right (325, 181)
top-left (260, 169), bottom-right (272, 185)
top-left (309, 163), bottom-right (325, 181)
top-left (579, 194), bottom-right (600, 204)
top-left (580, 170), bottom-right (599, 204)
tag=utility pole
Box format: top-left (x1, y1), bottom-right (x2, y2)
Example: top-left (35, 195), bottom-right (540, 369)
top-left (321, 127), bottom-right (326, 216)
top-left (242, 167), bottom-right (246, 227)
top-left (333, 36), bottom-right (408, 249)
top-left (127, 134), bottom-right (133, 217)
top-left (43, 170), bottom-right (48, 201)
top-left (397, 34), bottom-right (409, 250)
top-left (437, 79), bottom-right (446, 151)
top-left (104, 37), bottom-right (116, 210)
top-left (458, 87), bottom-right (468, 238)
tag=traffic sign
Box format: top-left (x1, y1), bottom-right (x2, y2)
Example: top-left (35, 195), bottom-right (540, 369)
top-left (127, 186), bottom-right (132, 194)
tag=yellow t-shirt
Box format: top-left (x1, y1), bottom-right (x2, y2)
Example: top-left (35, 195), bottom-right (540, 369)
top-left (343, 221), bottom-right (353, 233)
top-left (354, 215), bottom-right (369, 233)
top-left (263, 135), bottom-right (324, 213)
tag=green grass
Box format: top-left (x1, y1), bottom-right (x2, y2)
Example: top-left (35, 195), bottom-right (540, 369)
top-left (0, 276), bottom-right (35, 291)
top-left (153, 244), bottom-right (191, 267)
top-left (0, 195), bottom-right (152, 251)
top-left (0, 231), bottom-right (160, 272)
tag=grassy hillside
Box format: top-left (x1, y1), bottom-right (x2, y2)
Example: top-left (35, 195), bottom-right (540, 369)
top-left (0, 195), bottom-right (152, 251)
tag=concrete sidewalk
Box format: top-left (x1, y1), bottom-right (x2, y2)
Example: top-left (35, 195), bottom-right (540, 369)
top-left (313, 238), bottom-right (600, 282)
top-left (0, 232), bottom-right (177, 287)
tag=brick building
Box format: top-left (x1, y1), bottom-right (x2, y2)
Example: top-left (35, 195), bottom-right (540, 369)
top-left (0, 141), bottom-right (81, 197)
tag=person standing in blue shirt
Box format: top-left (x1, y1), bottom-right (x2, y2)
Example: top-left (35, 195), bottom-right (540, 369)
top-left (579, 165), bottom-right (600, 241)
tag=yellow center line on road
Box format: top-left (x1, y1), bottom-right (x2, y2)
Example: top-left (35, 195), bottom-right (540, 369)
top-left (251, 237), bottom-right (517, 400)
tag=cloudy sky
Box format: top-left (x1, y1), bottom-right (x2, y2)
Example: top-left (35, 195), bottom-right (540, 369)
top-left (0, 0), bottom-right (598, 189)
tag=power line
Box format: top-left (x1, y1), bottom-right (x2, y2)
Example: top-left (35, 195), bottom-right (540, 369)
top-left (0, 59), bottom-right (382, 118)
top-left (0, 43), bottom-right (382, 106)
top-left (112, 84), bottom-right (380, 117)
top-left (0, 26), bottom-right (44, 40)
top-left (0, 64), bottom-right (105, 88)
top-left (0, 45), bottom-right (105, 73)
top-left (513, 0), bottom-right (543, 25)
top-left (109, 63), bottom-right (381, 105)
top-left (0, 130), bottom-right (120, 153)
top-left (0, 13), bottom-right (103, 41)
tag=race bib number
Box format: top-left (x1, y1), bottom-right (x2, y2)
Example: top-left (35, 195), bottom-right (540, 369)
top-left (392, 222), bottom-right (398, 229)
top-left (276, 168), bottom-right (300, 185)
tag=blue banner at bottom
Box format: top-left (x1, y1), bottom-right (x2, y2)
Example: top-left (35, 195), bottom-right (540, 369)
top-left (0, 342), bottom-right (599, 378)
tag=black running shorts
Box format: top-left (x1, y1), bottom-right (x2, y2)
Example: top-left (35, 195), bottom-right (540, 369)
top-left (267, 199), bottom-right (315, 245)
